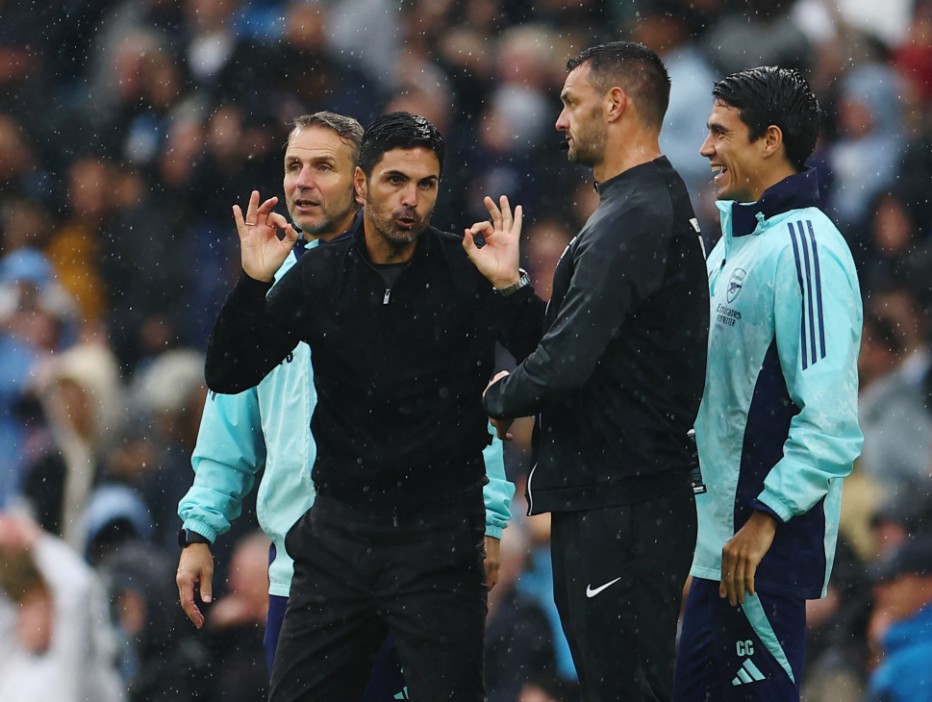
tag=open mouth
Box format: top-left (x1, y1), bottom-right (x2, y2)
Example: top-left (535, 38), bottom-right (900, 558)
top-left (293, 198), bottom-right (320, 210)
top-left (395, 208), bottom-right (417, 230)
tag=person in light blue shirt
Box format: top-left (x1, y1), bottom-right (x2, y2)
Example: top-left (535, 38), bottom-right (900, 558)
top-left (866, 537), bottom-right (932, 702)
top-left (175, 112), bottom-right (513, 701)
top-left (673, 67), bottom-right (863, 702)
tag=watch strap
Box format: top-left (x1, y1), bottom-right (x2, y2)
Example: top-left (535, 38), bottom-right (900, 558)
top-left (493, 268), bottom-right (530, 297)
top-left (178, 528), bottom-right (211, 549)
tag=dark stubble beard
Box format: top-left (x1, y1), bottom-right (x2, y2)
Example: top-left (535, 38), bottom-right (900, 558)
top-left (369, 203), bottom-right (431, 253)
top-left (567, 108), bottom-right (607, 168)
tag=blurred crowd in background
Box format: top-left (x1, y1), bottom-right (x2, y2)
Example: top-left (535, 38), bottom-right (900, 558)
top-left (1, 0), bottom-right (931, 700)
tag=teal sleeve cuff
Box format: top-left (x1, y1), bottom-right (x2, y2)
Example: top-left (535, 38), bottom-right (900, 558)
top-left (180, 520), bottom-right (218, 543)
top-left (484, 524), bottom-right (504, 540)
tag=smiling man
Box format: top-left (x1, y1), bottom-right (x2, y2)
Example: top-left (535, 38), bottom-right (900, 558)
top-left (672, 67), bottom-right (863, 702)
top-left (202, 112), bottom-right (542, 702)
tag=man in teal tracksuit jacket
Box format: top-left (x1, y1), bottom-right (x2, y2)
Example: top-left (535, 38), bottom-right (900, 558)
top-left (673, 68), bottom-right (863, 702)
top-left (175, 112), bottom-right (514, 701)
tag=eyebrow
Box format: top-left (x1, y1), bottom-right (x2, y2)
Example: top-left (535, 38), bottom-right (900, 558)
top-left (286, 154), bottom-right (337, 163)
top-left (383, 170), bottom-right (439, 183)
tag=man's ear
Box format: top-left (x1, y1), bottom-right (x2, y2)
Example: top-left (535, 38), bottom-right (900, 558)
top-left (353, 166), bottom-right (366, 206)
top-left (605, 86), bottom-right (627, 123)
top-left (760, 124), bottom-right (785, 160)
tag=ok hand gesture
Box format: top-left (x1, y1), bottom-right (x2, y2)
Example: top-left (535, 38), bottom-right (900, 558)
top-left (232, 190), bottom-right (300, 282)
top-left (462, 195), bottom-right (523, 289)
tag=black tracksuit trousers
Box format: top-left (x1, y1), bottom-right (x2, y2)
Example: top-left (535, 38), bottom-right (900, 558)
top-left (550, 479), bottom-right (697, 702)
top-left (269, 494), bottom-right (488, 702)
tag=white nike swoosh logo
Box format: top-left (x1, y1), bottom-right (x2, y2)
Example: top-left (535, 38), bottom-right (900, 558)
top-left (586, 577), bottom-right (622, 598)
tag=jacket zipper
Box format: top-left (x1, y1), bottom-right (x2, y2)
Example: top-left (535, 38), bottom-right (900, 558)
top-left (709, 257), bottom-right (726, 296)
top-left (709, 223), bottom-right (731, 296)
top-left (354, 241), bottom-right (406, 306)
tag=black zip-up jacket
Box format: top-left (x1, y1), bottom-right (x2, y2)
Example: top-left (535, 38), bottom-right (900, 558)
top-left (483, 157), bottom-right (710, 514)
top-left (205, 221), bottom-right (543, 515)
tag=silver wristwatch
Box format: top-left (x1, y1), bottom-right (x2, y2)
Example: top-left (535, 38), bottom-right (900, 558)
top-left (493, 268), bottom-right (530, 297)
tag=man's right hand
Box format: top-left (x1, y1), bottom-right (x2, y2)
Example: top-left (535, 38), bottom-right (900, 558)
top-left (233, 189), bottom-right (300, 282)
top-left (176, 543), bottom-right (214, 628)
top-left (719, 510), bottom-right (777, 606)
top-left (483, 370), bottom-right (514, 440)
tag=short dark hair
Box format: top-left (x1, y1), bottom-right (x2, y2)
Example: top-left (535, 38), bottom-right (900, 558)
top-left (566, 41), bottom-right (670, 129)
top-left (288, 112), bottom-right (364, 163)
top-left (712, 66), bottom-right (821, 171)
top-left (358, 112), bottom-right (445, 176)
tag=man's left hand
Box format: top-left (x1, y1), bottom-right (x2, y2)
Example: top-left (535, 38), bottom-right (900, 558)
top-left (462, 195), bottom-right (523, 288)
top-left (719, 511), bottom-right (777, 606)
top-left (484, 536), bottom-right (501, 590)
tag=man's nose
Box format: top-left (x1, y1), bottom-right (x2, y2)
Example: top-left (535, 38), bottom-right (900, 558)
top-left (296, 165), bottom-right (316, 188)
top-left (400, 183), bottom-right (418, 207)
top-left (555, 109), bottom-right (568, 131)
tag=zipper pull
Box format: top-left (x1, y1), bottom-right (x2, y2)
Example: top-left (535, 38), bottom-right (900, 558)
top-left (709, 257), bottom-right (726, 296)
top-left (383, 288), bottom-right (391, 305)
